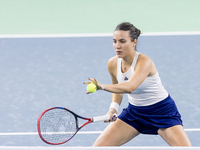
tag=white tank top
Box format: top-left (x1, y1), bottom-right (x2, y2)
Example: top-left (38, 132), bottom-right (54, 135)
top-left (117, 52), bottom-right (168, 106)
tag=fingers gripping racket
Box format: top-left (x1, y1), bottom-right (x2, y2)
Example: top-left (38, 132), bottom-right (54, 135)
top-left (37, 107), bottom-right (111, 145)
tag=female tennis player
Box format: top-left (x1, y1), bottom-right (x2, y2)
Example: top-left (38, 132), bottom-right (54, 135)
top-left (84, 22), bottom-right (191, 146)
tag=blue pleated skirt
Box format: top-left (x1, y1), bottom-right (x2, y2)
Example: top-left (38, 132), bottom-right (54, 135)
top-left (118, 95), bottom-right (182, 135)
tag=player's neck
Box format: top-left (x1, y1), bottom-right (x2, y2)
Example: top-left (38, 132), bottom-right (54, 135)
top-left (122, 51), bottom-right (136, 66)
top-left (121, 51), bottom-right (136, 72)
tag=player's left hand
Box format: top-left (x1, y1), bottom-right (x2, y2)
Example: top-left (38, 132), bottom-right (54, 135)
top-left (84, 78), bottom-right (103, 91)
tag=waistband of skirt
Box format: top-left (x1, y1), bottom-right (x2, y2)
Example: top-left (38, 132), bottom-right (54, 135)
top-left (128, 94), bottom-right (173, 110)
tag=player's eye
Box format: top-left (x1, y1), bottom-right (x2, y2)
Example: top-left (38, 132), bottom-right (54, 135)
top-left (120, 40), bottom-right (126, 43)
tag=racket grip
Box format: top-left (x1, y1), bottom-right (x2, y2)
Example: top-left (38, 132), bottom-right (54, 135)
top-left (92, 114), bottom-right (117, 122)
top-left (92, 115), bottom-right (110, 122)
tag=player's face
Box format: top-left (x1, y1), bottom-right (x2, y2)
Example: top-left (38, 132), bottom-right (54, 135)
top-left (113, 30), bottom-right (136, 58)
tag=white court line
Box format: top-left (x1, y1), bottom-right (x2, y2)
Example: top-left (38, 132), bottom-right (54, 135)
top-left (0, 33), bottom-right (112, 38)
top-left (0, 31), bottom-right (200, 38)
top-left (0, 129), bottom-right (199, 136)
top-left (185, 129), bottom-right (200, 132)
top-left (0, 146), bottom-right (200, 150)
top-left (141, 31), bottom-right (200, 36)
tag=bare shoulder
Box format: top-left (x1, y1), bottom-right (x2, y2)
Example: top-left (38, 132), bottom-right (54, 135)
top-left (107, 56), bottom-right (118, 70)
top-left (137, 53), bottom-right (151, 63)
top-left (136, 53), bottom-right (157, 76)
top-left (107, 56), bottom-right (118, 76)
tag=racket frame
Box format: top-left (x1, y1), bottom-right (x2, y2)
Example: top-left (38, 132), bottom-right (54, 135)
top-left (37, 107), bottom-right (104, 145)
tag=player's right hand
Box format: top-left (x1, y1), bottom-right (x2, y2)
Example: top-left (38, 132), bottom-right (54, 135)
top-left (105, 108), bottom-right (117, 123)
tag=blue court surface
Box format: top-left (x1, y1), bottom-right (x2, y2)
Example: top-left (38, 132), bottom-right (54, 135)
top-left (0, 34), bottom-right (200, 147)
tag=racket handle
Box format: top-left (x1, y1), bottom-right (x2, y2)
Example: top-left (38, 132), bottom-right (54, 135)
top-left (92, 115), bottom-right (110, 122)
top-left (92, 114), bottom-right (117, 122)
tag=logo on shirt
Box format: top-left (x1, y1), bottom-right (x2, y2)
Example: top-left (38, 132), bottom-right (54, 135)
top-left (124, 77), bottom-right (129, 81)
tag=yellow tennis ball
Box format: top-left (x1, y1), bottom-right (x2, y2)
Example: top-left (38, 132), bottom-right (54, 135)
top-left (87, 83), bottom-right (97, 93)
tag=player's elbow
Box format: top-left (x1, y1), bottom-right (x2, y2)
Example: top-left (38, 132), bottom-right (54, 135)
top-left (124, 83), bottom-right (136, 94)
top-left (126, 90), bottom-right (133, 94)
top-left (124, 86), bottom-right (135, 94)
top-left (127, 89), bottom-right (135, 94)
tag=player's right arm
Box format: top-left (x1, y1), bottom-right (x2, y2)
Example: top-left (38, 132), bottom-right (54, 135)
top-left (106, 56), bottom-right (123, 122)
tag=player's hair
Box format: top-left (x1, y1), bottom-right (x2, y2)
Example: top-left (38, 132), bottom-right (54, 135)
top-left (115, 22), bottom-right (141, 42)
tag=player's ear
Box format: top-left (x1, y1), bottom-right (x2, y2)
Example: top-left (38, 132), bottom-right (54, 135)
top-left (132, 39), bottom-right (137, 48)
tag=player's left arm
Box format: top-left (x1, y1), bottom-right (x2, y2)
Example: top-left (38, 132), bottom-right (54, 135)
top-left (99, 54), bottom-right (155, 94)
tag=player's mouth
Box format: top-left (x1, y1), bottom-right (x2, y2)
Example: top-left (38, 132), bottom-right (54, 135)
top-left (116, 51), bottom-right (122, 55)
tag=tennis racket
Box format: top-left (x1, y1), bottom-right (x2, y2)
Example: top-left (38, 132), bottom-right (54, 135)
top-left (37, 107), bottom-right (113, 145)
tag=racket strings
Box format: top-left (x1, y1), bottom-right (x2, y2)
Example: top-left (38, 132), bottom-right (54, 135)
top-left (39, 109), bottom-right (77, 144)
